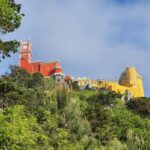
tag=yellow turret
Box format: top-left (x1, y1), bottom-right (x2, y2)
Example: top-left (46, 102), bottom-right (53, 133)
top-left (119, 67), bottom-right (144, 97)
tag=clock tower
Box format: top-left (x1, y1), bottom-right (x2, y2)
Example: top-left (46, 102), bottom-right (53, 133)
top-left (19, 41), bottom-right (32, 72)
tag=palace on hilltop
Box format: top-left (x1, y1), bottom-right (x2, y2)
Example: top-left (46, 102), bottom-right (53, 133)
top-left (19, 40), bottom-right (144, 98)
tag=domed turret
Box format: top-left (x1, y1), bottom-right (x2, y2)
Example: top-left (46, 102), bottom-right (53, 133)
top-left (119, 67), bottom-right (144, 97)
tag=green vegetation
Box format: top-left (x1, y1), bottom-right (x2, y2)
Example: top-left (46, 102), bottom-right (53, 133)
top-left (1, 0), bottom-right (149, 149)
top-left (0, 66), bottom-right (150, 149)
top-left (127, 97), bottom-right (150, 117)
top-left (0, 0), bottom-right (24, 60)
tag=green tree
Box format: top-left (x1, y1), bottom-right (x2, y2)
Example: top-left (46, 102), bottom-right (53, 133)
top-left (127, 98), bottom-right (150, 117)
top-left (0, 0), bottom-right (24, 60)
top-left (0, 78), bottom-right (26, 109)
top-left (87, 90), bottom-right (121, 107)
top-left (29, 72), bottom-right (44, 89)
top-left (0, 105), bottom-right (48, 150)
top-left (86, 102), bottom-right (114, 146)
top-left (85, 91), bottom-right (116, 146)
top-left (112, 108), bottom-right (150, 149)
top-left (5, 65), bottom-right (32, 87)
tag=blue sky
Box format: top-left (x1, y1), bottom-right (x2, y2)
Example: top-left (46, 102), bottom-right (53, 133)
top-left (1, 0), bottom-right (150, 97)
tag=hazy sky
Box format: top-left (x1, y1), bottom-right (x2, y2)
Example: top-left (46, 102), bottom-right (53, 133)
top-left (1, 0), bottom-right (150, 96)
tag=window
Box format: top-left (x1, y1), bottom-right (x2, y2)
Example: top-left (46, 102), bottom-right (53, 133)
top-left (23, 45), bottom-right (27, 49)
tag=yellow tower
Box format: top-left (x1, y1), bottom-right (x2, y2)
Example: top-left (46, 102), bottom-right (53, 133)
top-left (118, 67), bottom-right (144, 97)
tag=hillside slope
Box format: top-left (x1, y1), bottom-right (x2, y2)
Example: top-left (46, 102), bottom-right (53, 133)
top-left (0, 66), bottom-right (150, 150)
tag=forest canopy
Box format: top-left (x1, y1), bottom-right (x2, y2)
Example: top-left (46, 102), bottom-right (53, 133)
top-left (0, 66), bottom-right (149, 150)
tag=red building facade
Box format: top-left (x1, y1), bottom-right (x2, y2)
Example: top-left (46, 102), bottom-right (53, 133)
top-left (19, 41), bottom-right (63, 77)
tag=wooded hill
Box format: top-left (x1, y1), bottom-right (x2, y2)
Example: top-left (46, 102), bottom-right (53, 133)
top-left (0, 66), bottom-right (150, 150)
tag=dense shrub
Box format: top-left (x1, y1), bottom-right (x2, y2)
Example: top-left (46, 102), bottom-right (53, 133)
top-left (127, 98), bottom-right (150, 117)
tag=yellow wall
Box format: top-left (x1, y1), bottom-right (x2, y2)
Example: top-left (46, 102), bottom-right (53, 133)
top-left (75, 67), bottom-right (144, 97)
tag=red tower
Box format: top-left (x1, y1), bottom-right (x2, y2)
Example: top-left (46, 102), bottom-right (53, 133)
top-left (19, 41), bottom-right (32, 72)
top-left (19, 41), bottom-right (63, 77)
